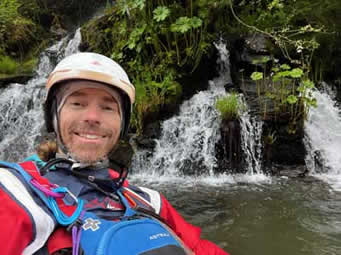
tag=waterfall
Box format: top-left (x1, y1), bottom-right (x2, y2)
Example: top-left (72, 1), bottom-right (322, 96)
top-left (304, 83), bottom-right (341, 190)
top-left (0, 29), bottom-right (82, 161)
top-left (131, 41), bottom-right (230, 177)
top-left (240, 108), bottom-right (263, 174)
top-left (131, 41), bottom-right (268, 184)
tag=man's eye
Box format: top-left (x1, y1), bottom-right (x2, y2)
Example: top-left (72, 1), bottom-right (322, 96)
top-left (70, 102), bottom-right (83, 107)
top-left (103, 106), bottom-right (114, 111)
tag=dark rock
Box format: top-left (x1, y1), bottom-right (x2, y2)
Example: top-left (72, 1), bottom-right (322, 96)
top-left (244, 33), bottom-right (268, 54)
top-left (215, 119), bottom-right (243, 174)
top-left (143, 122), bottom-right (161, 139)
top-left (270, 164), bottom-right (308, 178)
top-left (262, 120), bottom-right (306, 169)
top-left (229, 33), bottom-right (271, 90)
top-left (109, 140), bottom-right (134, 168)
top-left (134, 137), bottom-right (156, 150)
top-left (0, 74), bottom-right (34, 87)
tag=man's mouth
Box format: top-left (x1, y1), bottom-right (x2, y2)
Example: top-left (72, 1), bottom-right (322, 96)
top-left (74, 132), bottom-right (106, 140)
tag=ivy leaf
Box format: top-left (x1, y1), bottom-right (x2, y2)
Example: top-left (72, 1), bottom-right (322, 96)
top-left (297, 85), bottom-right (305, 93)
top-left (128, 25), bottom-right (146, 49)
top-left (251, 72), bottom-right (263, 81)
top-left (278, 70), bottom-right (291, 77)
top-left (171, 17), bottom-right (192, 33)
top-left (287, 95), bottom-right (298, 104)
top-left (280, 64), bottom-right (290, 70)
top-left (261, 56), bottom-right (271, 63)
top-left (273, 73), bottom-right (282, 82)
top-left (190, 16), bottom-right (202, 29)
top-left (302, 79), bottom-right (314, 89)
top-left (153, 6), bottom-right (170, 22)
top-left (252, 56), bottom-right (270, 65)
top-left (289, 68), bottom-right (303, 78)
top-left (132, 0), bottom-right (145, 10)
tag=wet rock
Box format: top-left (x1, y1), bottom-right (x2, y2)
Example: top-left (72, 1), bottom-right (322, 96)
top-left (0, 74), bottom-right (34, 88)
top-left (244, 33), bottom-right (268, 54)
top-left (215, 119), bottom-right (243, 174)
top-left (109, 140), bottom-right (134, 168)
top-left (143, 122), bottom-right (161, 139)
top-left (134, 137), bottom-right (156, 149)
top-left (270, 164), bottom-right (308, 178)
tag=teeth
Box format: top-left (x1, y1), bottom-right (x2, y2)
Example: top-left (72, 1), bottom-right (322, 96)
top-left (79, 134), bottom-right (101, 139)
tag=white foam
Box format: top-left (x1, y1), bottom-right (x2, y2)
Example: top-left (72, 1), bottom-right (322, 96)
top-left (304, 83), bottom-right (341, 190)
top-left (129, 172), bottom-right (271, 187)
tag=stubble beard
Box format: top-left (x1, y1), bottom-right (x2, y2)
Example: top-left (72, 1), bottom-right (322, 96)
top-left (64, 123), bottom-right (116, 165)
top-left (67, 143), bottom-right (109, 165)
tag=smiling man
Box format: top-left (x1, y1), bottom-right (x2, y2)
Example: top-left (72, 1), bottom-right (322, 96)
top-left (0, 52), bottom-right (229, 255)
top-left (57, 83), bottom-right (121, 164)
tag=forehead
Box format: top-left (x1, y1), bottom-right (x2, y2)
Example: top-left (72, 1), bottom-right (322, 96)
top-left (69, 88), bottom-right (116, 102)
top-left (62, 79), bottom-right (119, 103)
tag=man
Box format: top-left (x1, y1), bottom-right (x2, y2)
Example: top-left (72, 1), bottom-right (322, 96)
top-left (0, 52), bottom-right (229, 255)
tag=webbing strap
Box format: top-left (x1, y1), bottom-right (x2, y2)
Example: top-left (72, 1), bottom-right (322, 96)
top-left (117, 189), bottom-right (136, 217)
top-left (0, 161), bottom-right (80, 221)
top-left (19, 161), bottom-right (50, 185)
top-left (0, 161), bottom-right (50, 206)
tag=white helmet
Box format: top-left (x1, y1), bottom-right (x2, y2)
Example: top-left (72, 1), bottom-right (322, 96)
top-left (44, 52), bottom-right (135, 138)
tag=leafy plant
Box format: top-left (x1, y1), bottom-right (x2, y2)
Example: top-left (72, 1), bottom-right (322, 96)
top-left (0, 0), bottom-right (40, 58)
top-left (229, 0), bottom-right (328, 79)
top-left (153, 6), bottom-right (170, 22)
top-left (82, 0), bottom-right (219, 133)
top-left (215, 92), bottom-right (243, 121)
top-left (131, 70), bottom-right (181, 134)
top-left (250, 61), bottom-right (316, 132)
top-left (229, 0), bottom-right (326, 133)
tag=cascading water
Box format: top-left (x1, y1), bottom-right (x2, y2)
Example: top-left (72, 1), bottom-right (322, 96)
top-left (131, 41), bottom-right (268, 183)
top-left (240, 107), bottom-right (263, 174)
top-left (131, 41), bottom-right (229, 179)
top-left (0, 29), bottom-right (82, 161)
top-left (304, 83), bottom-right (341, 191)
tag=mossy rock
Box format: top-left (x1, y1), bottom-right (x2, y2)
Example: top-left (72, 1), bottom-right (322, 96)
top-left (80, 14), bottom-right (113, 54)
top-left (0, 74), bottom-right (33, 87)
top-left (0, 55), bottom-right (38, 86)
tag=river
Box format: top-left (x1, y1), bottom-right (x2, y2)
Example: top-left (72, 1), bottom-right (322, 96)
top-left (128, 173), bottom-right (341, 255)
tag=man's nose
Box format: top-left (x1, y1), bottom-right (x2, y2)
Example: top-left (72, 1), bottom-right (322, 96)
top-left (83, 105), bottom-right (102, 124)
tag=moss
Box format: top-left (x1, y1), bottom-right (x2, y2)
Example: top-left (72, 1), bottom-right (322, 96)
top-left (0, 56), bottom-right (19, 74)
top-left (80, 14), bottom-right (114, 54)
top-left (0, 54), bottom-right (38, 76)
top-left (20, 57), bottom-right (38, 74)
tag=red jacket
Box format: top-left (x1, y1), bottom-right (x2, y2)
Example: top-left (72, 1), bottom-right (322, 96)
top-left (0, 161), bottom-right (229, 255)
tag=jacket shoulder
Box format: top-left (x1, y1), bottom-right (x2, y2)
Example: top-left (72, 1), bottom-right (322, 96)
top-left (124, 184), bottom-right (162, 214)
top-left (0, 163), bottom-right (56, 254)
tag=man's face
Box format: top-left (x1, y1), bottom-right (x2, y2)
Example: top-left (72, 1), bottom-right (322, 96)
top-left (59, 83), bottom-right (121, 164)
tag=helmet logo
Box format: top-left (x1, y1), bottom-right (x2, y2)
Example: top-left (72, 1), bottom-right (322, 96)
top-left (91, 61), bottom-right (102, 66)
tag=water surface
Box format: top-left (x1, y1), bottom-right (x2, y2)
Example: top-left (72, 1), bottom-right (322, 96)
top-left (130, 173), bottom-right (341, 255)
